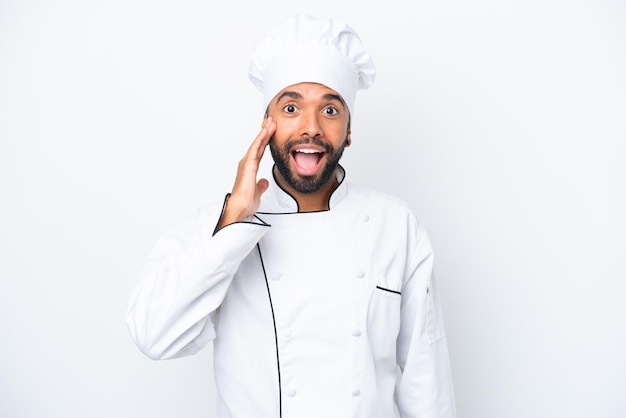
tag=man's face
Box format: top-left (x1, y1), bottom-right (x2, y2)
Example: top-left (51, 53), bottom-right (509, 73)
top-left (267, 82), bottom-right (351, 195)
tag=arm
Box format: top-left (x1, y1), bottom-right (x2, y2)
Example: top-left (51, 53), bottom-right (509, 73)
top-left (126, 117), bottom-right (276, 360)
top-left (125, 205), bottom-right (269, 360)
top-left (396, 223), bottom-right (457, 417)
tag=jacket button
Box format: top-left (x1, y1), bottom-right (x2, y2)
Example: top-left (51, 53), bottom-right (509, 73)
top-left (352, 389), bottom-right (361, 396)
top-left (272, 273), bottom-right (282, 281)
top-left (352, 329), bottom-right (362, 337)
top-left (361, 213), bottom-right (369, 222)
top-left (356, 270), bottom-right (365, 279)
top-left (287, 389), bottom-right (296, 397)
top-left (284, 329), bottom-right (293, 338)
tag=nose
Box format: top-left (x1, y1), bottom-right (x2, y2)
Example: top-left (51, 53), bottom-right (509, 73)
top-left (298, 111), bottom-right (322, 138)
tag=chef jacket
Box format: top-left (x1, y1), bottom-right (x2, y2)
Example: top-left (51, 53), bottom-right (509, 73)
top-left (127, 166), bottom-right (456, 417)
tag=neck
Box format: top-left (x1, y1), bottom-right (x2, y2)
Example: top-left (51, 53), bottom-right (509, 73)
top-left (273, 167), bottom-right (339, 212)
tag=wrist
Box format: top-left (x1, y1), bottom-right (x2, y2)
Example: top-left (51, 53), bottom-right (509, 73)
top-left (216, 196), bottom-right (251, 231)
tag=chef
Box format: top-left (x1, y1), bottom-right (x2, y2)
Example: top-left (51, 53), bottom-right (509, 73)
top-left (127, 13), bottom-right (457, 418)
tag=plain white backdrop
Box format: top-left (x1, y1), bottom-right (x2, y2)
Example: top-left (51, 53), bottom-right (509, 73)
top-left (1, 0), bottom-right (625, 417)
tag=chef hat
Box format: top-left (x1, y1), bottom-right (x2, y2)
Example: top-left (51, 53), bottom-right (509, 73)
top-left (248, 13), bottom-right (376, 116)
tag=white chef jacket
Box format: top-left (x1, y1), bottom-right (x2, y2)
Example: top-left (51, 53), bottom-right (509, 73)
top-left (126, 167), bottom-right (456, 418)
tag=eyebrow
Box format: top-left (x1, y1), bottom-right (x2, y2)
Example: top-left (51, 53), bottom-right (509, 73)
top-left (275, 91), bottom-right (302, 104)
top-left (323, 93), bottom-right (347, 110)
top-left (274, 91), bottom-right (347, 110)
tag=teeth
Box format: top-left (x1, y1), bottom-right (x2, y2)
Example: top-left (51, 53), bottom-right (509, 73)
top-left (295, 149), bottom-right (322, 154)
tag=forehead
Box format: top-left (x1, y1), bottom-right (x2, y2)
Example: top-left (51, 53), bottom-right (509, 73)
top-left (272, 82), bottom-right (345, 106)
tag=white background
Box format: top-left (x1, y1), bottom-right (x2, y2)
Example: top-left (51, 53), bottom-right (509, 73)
top-left (1, 0), bottom-right (625, 417)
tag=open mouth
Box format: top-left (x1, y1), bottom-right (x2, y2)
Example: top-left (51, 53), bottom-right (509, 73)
top-left (292, 148), bottom-right (326, 176)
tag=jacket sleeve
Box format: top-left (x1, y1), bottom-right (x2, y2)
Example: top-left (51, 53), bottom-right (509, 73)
top-left (396, 221), bottom-right (457, 417)
top-left (126, 199), bottom-right (270, 360)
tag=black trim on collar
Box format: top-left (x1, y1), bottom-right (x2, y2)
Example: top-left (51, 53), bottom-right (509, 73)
top-left (257, 209), bottom-right (331, 216)
top-left (271, 168), bottom-right (300, 212)
top-left (262, 165), bottom-right (347, 215)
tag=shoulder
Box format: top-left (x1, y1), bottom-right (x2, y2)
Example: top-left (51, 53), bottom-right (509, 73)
top-left (343, 181), bottom-right (426, 232)
top-left (343, 181), bottom-right (433, 265)
top-left (345, 181), bottom-right (417, 215)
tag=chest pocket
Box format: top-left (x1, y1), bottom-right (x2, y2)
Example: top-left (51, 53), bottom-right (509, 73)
top-left (366, 278), bottom-right (402, 369)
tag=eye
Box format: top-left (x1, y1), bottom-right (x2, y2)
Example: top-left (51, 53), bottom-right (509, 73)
top-left (323, 106), bottom-right (338, 115)
top-left (283, 104), bottom-right (297, 113)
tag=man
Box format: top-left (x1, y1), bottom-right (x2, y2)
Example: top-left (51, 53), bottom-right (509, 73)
top-left (127, 13), bottom-right (456, 418)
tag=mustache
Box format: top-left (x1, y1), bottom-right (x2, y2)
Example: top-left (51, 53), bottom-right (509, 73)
top-left (272, 136), bottom-right (335, 154)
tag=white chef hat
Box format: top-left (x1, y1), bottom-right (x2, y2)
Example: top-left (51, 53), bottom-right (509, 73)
top-left (248, 13), bottom-right (376, 116)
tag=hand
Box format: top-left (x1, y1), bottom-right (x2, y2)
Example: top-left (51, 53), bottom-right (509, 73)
top-left (216, 116), bottom-right (276, 231)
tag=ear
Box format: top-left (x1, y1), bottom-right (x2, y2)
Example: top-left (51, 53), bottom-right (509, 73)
top-left (346, 128), bottom-right (352, 147)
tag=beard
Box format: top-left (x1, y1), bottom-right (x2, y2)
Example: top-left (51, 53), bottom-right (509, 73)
top-left (270, 135), bottom-right (348, 194)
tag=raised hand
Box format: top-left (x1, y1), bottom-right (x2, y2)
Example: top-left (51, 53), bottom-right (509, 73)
top-left (215, 116), bottom-right (276, 231)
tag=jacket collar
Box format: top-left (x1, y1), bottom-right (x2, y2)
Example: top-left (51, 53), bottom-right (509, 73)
top-left (258, 165), bottom-right (347, 213)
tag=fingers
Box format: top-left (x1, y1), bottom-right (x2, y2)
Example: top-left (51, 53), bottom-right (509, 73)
top-left (237, 117), bottom-right (275, 183)
top-left (257, 178), bottom-right (269, 195)
top-left (248, 116), bottom-right (276, 161)
top-left (226, 117), bottom-right (275, 220)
